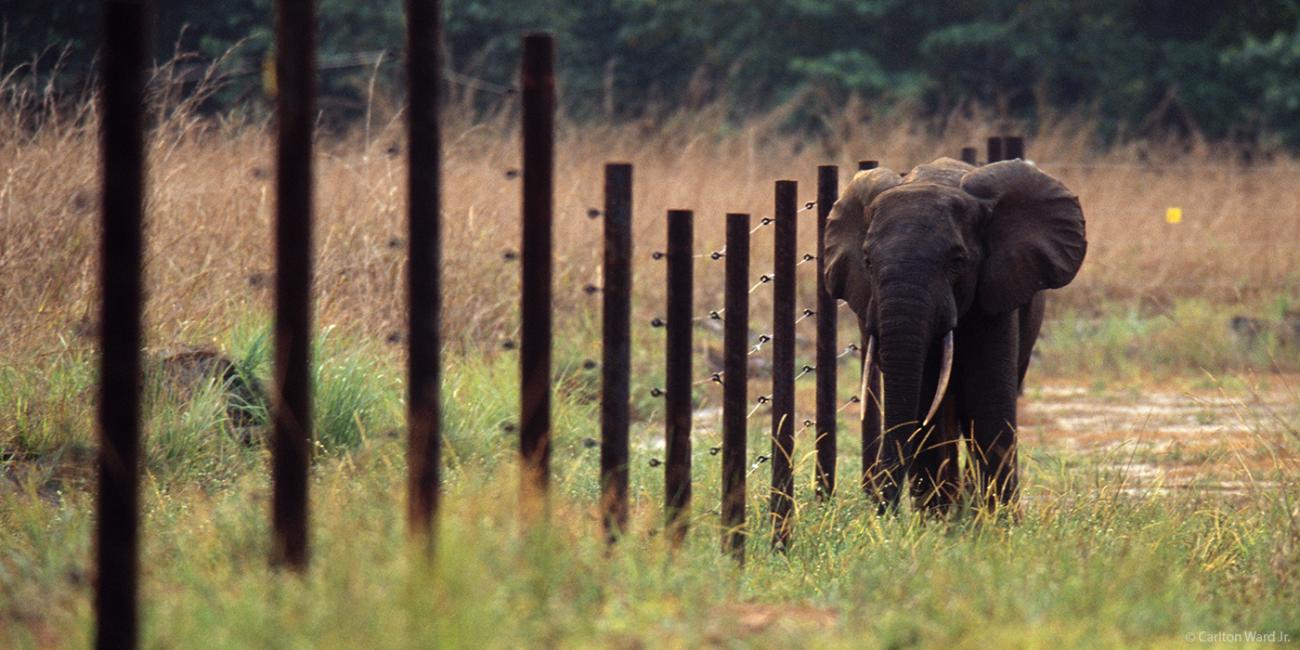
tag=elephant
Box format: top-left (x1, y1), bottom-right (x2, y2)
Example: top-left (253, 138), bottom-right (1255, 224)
top-left (823, 157), bottom-right (1086, 513)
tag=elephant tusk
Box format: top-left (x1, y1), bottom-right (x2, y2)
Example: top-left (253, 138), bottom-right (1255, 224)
top-left (922, 331), bottom-right (953, 427)
top-left (858, 336), bottom-right (875, 422)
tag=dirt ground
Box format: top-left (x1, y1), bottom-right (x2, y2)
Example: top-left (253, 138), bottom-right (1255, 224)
top-left (1019, 375), bottom-right (1300, 493)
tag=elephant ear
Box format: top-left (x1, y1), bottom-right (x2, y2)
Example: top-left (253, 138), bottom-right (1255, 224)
top-left (823, 168), bottom-right (903, 319)
top-left (960, 160), bottom-right (1087, 314)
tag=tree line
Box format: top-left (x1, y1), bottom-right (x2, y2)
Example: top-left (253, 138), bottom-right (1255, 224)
top-left (6, 0), bottom-right (1300, 146)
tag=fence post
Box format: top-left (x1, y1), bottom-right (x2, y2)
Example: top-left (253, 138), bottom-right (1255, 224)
top-left (721, 212), bottom-right (750, 562)
top-left (601, 163), bottom-right (633, 543)
top-left (960, 147), bottom-right (978, 165)
top-left (814, 166), bottom-right (838, 500)
top-left (520, 33), bottom-right (555, 507)
top-left (405, 0), bottom-right (443, 540)
top-left (986, 136), bottom-right (1004, 164)
top-left (770, 180), bottom-right (797, 550)
top-left (1004, 136), bottom-right (1025, 160)
top-left (665, 209), bottom-right (693, 548)
top-left (858, 160), bottom-right (879, 171)
top-left (272, 0), bottom-right (316, 572)
top-left (96, 1), bottom-right (149, 646)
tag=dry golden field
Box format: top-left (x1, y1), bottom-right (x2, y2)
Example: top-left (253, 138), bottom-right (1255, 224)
top-left (2, 78), bottom-right (1299, 366)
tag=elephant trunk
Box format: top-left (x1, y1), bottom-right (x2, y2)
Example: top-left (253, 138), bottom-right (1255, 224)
top-left (875, 293), bottom-right (932, 511)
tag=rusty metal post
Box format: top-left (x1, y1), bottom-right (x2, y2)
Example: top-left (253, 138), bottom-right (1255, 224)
top-left (858, 160), bottom-right (878, 171)
top-left (814, 166), bottom-right (838, 500)
top-left (665, 209), bottom-right (693, 548)
top-left (987, 136), bottom-right (1004, 164)
top-left (721, 212), bottom-right (749, 562)
top-left (96, 1), bottom-right (149, 646)
top-left (520, 33), bottom-right (555, 504)
top-left (770, 180), bottom-right (797, 550)
top-left (1004, 136), bottom-right (1025, 160)
top-left (272, 0), bottom-right (316, 572)
top-left (960, 147), bottom-right (978, 165)
top-left (601, 163), bottom-right (633, 542)
top-left (405, 0), bottom-right (442, 538)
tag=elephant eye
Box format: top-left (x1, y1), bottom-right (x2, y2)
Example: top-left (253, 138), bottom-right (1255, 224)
top-left (948, 252), bottom-right (967, 274)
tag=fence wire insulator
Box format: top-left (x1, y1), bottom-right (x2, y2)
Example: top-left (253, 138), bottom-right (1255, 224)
top-left (795, 308), bottom-right (815, 325)
top-left (797, 364), bottom-right (815, 379)
top-left (799, 253), bottom-right (816, 265)
top-left (746, 454), bottom-right (770, 477)
top-left (836, 396), bottom-right (860, 413)
top-left (803, 419), bottom-right (814, 428)
top-left (757, 394), bottom-right (771, 404)
top-left (582, 359), bottom-right (598, 370)
top-left (801, 201), bottom-right (816, 211)
top-left (711, 372), bottom-right (724, 383)
top-left (709, 446), bottom-right (721, 455)
top-left (709, 310), bottom-right (722, 320)
top-left (650, 387), bottom-right (664, 397)
top-left (760, 274), bottom-right (774, 283)
top-left (836, 343), bottom-right (859, 359)
top-left (649, 458), bottom-right (662, 467)
top-left (586, 208), bottom-right (601, 219)
top-left (761, 217), bottom-right (773, 225)
top-left (582, 437), bottom-right (598, 449)
top-left (502, 339), bottom-right (517, 350)
top-left (504, 168), bottom-right (520, 179)
top-left (650, 317), bottom-right (665, 328)
top-left (651, 251), bottom-right (665, 260)
top-left (583, 284), bottom-right (601, 295)
top-left (710, 251), bottom-right (725, 260)
top-left (503, 250), bottom-right (519, 261)
top-left (501, 421), bottom-right (517, 433)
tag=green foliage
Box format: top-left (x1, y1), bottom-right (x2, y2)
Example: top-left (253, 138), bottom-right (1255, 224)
top-left (6, 1), bottom-right (1300, 143)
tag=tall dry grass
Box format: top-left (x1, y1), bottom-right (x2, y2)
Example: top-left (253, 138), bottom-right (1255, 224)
top-left (1, 67), bottom-right (1298, 366)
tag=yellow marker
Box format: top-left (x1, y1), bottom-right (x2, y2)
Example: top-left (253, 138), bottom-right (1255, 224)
top-left (1166, 207), bottom-right (1182, 224)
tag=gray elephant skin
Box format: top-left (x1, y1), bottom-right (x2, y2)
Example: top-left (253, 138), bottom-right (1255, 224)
top-left (823, 157), bottom-right (1086, 513)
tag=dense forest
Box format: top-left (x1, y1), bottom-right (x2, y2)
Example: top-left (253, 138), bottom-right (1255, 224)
top-left (5, 0), bottom-right (1300, 145)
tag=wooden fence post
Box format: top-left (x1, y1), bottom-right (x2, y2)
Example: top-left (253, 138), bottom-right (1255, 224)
top-left (721, 213), bottom-right (750, 561)
top-left (601, 163), bottom-right (633, 542)
top-left (664, 209), bottom-right (693, 548)
top-left (272, 0), bottom-right (316, 572)
top-left (960, 147), bottom-right (978, 165)
top-left (405, 0), bottom-right (443, 540)
top-left (96, 1), bottom-right (150, 645)
top-left (519, 33), bottom-right (555, 507)
top-left (770, 180), bottom-right (797, 550)
top-left (814, 166), bottom-right (838, 499)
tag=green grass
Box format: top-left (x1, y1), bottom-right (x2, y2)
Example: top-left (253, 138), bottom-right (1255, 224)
top-left (2, 301), bottom-right (1299, 647)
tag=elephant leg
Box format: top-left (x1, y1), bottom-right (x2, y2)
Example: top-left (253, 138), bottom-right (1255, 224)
top-left (910, 395), bottom-right (959, 514)
top-left (956, 310), bottom-right (1021, 511)
top-left (1017, 292), bottom-right (1046, 392)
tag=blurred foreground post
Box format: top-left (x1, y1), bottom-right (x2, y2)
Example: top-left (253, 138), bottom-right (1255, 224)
top-left (97, 1), bottom-right (149, 646)
top-left (272, 0), bottom-right (316, 572)
top-left (770, 180), bottom-right (797, 550)
top-left (405, 0), bottom-right (443, 538)
top-left (814, 166), bottom-right (838, 499)
top-left (721, 213), bottom-right (750, 561)
top-left (858, 160), bottom-right (878, 171)
top-left (665, 209), bottom-right (694, 548)
top-left (601, 163), bottom-right (633, 543)
top-left (520, 33), bottom-right (555, 510)
top-left (960, 147), bottom-right (978, 165)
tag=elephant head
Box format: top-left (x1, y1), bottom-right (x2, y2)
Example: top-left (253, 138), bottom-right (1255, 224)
top-left (824, 157), bottom-right (1086, 503)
